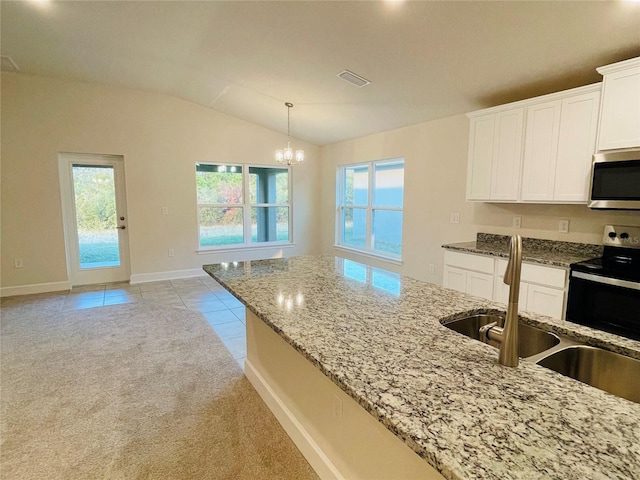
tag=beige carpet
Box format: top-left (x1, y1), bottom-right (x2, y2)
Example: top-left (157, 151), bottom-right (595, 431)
top-left (0, 295), bottom-right (319, 480)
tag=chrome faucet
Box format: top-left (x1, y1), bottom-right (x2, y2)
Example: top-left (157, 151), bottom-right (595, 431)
top-left (483, 234), bottom-right (522, 367)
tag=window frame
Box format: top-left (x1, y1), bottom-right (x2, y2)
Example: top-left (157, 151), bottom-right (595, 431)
top-left (196, 162), bottom-right (293, 252)
top-left (335, 158), bottom-right (404, 263)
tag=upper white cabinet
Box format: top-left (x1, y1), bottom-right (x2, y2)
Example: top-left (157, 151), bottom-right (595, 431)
top-left (521, 90), bottom-right (601, 202)
top-left (596, 57), bottom-right (640, 151)
top-left (467, 84), bottom-right (601, 204)
top-left (466, 109), bottom-right (523, 201)
top-left (553, 91), bottom-right (601, 202)
top-left (520, 100), bottom-right (562, 201)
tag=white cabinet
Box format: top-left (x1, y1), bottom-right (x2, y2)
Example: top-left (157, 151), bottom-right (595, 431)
top-left (521, 100), bottom-right (562, 201)
top-left (553, 91), bottom-right (601, 202)
top-left (495, 258), bottom-right (566, 319)
top-left (526, 285), bottom-right (565, 319)
top-left (466, 84), bottom-right (601, 204)
top-left (443, 251), bottom-right (495, 301)
top-left (521, 91), bottom-right (600, 203)
top-left (443, 266), bottom-right (494, 301)
top-left (466, 109), bottom-right (524, 201)
top-left (444, 250), bottom-right (567, 320)
top-left (597, 57), bottom-right (640, 151)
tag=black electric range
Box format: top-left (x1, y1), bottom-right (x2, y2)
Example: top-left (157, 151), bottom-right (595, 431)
top-left (567, 225), bottom-right (640, 341)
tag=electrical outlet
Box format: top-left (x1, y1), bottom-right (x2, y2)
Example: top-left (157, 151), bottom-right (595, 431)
top-left (513, 216), bottom-right (522, 229)
top-left (168, 248), bottom-right (175, 257)
top-left (161, 206), bottom-right (169, 215)
top-left (331, 393), bottom-right (343, 418)
top-left (450, 213), bottom-right (460, 224)
top-left (559, 219), bottom-right (569, 234)
top-left (14, 258), bottom-right (23, 268)
top-left (428, 263), bottom-right (435, 274)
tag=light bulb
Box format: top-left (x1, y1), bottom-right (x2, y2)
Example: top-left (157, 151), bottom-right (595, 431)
top-left (295, 150), bottom-right (304, 162)
top-left (275, 150), bottom-right (284, 163)
top-left (284, 147), bottom-right (293, 162)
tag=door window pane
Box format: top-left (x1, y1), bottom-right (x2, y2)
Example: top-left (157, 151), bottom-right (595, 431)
top-left (342, 207), bottom-right (367, 248)
top-left (374, 161), bottom-right (404, 207)
top-left (199, 207), bottom-right (244, 246)
top-left (251, 207), bottom-right (289, 242)
top-left (343, 165), bottom-right (369, 205)
top-left (72, 165), bottom-right (121, 269)
top-left (373, 209), bottom-right (403, 255)
top-left (249, 167), bottom-right (288, 204)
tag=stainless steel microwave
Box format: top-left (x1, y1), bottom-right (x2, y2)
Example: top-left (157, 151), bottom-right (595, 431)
top-left (588, 149), bottom-right (640, 209)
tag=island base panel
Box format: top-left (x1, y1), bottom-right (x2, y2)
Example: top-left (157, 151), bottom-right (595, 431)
top-left (245, 310), bottom-right (445, 480)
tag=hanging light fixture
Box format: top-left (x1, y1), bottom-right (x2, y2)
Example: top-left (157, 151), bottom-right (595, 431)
top-left (275, 102), bottom-right (304, 166)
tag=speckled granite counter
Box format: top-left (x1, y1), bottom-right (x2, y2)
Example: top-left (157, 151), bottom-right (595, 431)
top-left (442, 233), bottom-right (603, 268)
top-left (204, 255), bottom-right (640, 480)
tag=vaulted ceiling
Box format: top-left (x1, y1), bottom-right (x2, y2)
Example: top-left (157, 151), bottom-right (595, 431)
top-left (2, 1), bottom-right (639, 145)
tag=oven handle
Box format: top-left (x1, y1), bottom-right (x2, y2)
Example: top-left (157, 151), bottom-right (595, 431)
top-left (572, 271), bottom-right (640, 291)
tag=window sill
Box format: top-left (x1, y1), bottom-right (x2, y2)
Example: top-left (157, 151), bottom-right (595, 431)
top-left (197, 243), bottom-right (296, 255)
top-left (333, 245), bottom-right (403, 266)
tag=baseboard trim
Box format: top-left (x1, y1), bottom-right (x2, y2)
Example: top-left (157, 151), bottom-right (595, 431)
top-left (129, 268), bottom-right (207, 284)
top-left (0, 281), bottom-right (71, 298)
top-left (244, 359), bottom-right (344, 480)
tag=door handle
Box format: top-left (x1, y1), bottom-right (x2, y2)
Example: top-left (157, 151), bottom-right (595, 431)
top-left (118, 225), bottom-right (126, 230)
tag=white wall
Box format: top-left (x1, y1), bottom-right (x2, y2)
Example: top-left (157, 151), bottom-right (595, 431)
top-left (1, 73), bottom-right (321, 292)
top-left (319, 114), bottom-right (640, 285)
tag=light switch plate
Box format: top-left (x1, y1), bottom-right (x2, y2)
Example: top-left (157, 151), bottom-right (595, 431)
top-left (450, 213), bottom-right (460, 224)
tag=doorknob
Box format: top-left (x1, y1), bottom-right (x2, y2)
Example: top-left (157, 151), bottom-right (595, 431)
top-left (118, 225), bottom-right (126, 230)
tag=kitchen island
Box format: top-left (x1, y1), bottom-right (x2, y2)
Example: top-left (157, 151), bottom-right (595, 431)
top-left (203, 255), bottom-right (640, 480)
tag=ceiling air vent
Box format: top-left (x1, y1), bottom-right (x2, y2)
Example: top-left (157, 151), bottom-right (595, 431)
top-left (337, 69), bottom-right (371, 88)
top-left (1, 56), bottom-right (19, 72)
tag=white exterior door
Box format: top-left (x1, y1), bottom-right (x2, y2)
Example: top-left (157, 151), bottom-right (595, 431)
top-left (58, 153), bottom-right (130, 286)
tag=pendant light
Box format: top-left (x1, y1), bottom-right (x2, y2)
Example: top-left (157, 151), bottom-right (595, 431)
top-left (275, 102), bottom-right (304, 166)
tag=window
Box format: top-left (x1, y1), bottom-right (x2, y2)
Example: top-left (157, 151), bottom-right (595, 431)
top-left (337, 159), bottom-right (404, 260)
top-left (196, 163), bottom-right (290, 249)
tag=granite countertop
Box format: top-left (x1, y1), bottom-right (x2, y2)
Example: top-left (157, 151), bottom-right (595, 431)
top-left (203, 255), bottom-right (640, 480)
top-left (442, 233), bottom-right (603, 268)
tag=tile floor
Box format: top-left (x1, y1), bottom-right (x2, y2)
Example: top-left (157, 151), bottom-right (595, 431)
top-left (58, 276), bottom-right (247, 367)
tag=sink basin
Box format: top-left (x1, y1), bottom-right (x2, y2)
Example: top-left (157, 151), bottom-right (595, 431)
top-left (442, 314), bottom-right (561, 358)
top-left (537, 346), bottom-right (640, 403)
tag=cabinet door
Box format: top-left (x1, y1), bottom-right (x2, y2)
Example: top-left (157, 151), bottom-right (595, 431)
top-left (491, 109), bottom-right (524, 201)
top-left (554, 91), bottom-right (600, 202)
top-left (443, 266), bottom-right (467, 293)
top-left (466, 271), bottom-right (494, 301)
top-left (466, 115), bottom-right (495, 200)
top-left (494, 277), bottom-right (528, 307)
top-left (598, 64), bottom-right (640, 150)
top-left (521, 100), bottom-right (562, 201)
top-left (526, 284), bottom-right (565, 319)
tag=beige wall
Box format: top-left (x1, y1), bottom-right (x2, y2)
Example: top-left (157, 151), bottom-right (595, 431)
top-left (319, 114), bottom-right (640, 285)
top-left (1, 73), bottom-right (321, 291)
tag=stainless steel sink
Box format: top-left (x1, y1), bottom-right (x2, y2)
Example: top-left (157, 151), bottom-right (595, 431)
top-left (442, 314), bottom-right (561, 358)
top-left (537, 346), bottom-right (640, 403)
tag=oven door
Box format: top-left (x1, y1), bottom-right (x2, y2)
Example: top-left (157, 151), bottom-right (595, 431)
top-left (566, 270), bottom-right (640, 341)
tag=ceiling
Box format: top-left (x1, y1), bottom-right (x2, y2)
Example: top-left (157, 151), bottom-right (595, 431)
top-left (2, 1), bottom-right (639, 146)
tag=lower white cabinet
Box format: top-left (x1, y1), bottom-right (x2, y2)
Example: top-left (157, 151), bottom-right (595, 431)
top-left (443, 266), bottom-right (494, 301)
top-left (444, 250), bottom-right (567, 319)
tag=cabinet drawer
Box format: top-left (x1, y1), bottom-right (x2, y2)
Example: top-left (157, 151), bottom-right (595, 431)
top-left (444, 251), bottom-right (495, 274)
top-left (496, 259), bottom-right (566, 288)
